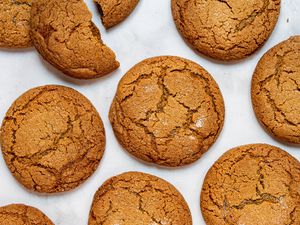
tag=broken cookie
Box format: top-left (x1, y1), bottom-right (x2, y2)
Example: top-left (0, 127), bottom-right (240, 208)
top-left (201, 143), bottom-right (300, 225)
top-left (109, 56), bottom-right (225, 167)
top-left (0, 85), bottom-right (106, 193)
top-left (30, 0), bottom-right (119, 79)
top-left (171, 0), bottom-right (281, 61)
top-left (0, 0), bottom-right (33, 48)
top-left (95, 0), bottom-right (139, 29)
top-left (252, 36), bottom-right (300, 144)
top-left (88, 172), bottom-right (192, 225)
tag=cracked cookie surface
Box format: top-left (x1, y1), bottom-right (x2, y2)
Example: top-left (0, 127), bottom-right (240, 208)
top-left (109, 56), bottom-right (224, 167)
top-left (171, 0), bottom-right (280, 61)
top-left (30, 0), bottom-right (119, 79)
top-left (0, 0), bottom-right (33, 48)
top-left (252, 36), bottom-right (300, 144)
top-left (0, 204), bottom-right (53, 225)
top-left (201, 144), bottom-right (300, 225)
top-left (88, 171), bottom-right (192, 225)
top-left (0, 85), bottom-right (106, 193)
top-left (95, 0), bottom-right (139, 29)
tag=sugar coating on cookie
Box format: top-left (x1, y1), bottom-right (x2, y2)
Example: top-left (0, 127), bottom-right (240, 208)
top-left (95, 0), bottom-right (139, 29)
top-left (172, 0), bottom-right (280, 61)
top-left (89, 172), bottom-right (192, 225)
top-left (109, 56), bottom-right (224, 167)
top-left (252, 36), bottom-right (300, 144)
top-left (0, 0), bottom-right (33, 48)
top-left (0, 85), bottom-right (106, 193)
top-left (0, 204), bottom-right (54, 225)
top-left (201, 144), bottom-right (300, 225)
top-left (30, 0), bottom-right (119, 79)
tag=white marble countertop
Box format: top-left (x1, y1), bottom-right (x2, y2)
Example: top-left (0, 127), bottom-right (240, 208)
top-left (0, 0), bottom-right (299, 224)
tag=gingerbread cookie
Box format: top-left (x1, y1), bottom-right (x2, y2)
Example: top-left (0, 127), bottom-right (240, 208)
top-left (0, 0), bottom-right (33, 48)
top-left (109, 56), bottom-right (224, 167)
top-left (95, 0), bottom-right (139, 29)
top-left (0, 204), bottom-right (54, 225)
top-left (0, 85), bottom-right (106, 193)
top-left (30, 0), bottom-right (119, 79)
top-left (89, 172), bottom-right (192, 225)
top-left (172, 0), bottom-right (280, 61)
top-left (201, 144), bottom-right (300, 225)
top-left (252, 36), bottom-right (300, 144)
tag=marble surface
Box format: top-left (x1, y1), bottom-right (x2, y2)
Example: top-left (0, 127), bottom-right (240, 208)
top-left (0, 0), bottom-right (299, 224)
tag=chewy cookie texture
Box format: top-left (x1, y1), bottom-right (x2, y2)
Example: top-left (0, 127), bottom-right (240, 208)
top-left (30, 0), bottom-right (119, 79)
top-left (95, 0), bottom-right (139, 29)
top-left (201, 144), bottom-right (300, 225)
top-left (172, 0), bottom-right (280, 61)
top-left (252, 36), bottom-right (300, 144)
top-left (0, 85), bottom-right (106, 193)
top-left (110, 56), bottom-right (224, 167)
top-left (0, 0), bottom-right (33, 48)
top-left (89, 172), bottom-right (192, 225)
top-left (0, 204), bottom-right (54, 225)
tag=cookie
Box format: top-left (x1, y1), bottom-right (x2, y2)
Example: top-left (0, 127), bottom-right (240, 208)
top-left (201, 143), bottom-right (300, 225)
top-left (0, 85), bottom-right (105, 193)
top-left (172, 0), bottom-right (280, 61)
top-left (95, 0), bottom-right (139, 29)
top-left (109, 56), bottom-right (224, 167)
top-left (88, 171), bottom-right (192, 225)
top-left (0, 0), bottom-right (33, 48)
top-left (30, 0), bottom-right (119, 79)
top-left (252, 36), bottom-right (300, 144)
top-left (0, 204), bottom-right (54, 225)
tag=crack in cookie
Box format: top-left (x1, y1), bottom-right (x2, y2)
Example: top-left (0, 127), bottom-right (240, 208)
top-left (252, 36), bottom-right (300, 144)
top-left (201, 144), bottom-right (300, 225)
top-left (88, 172), bottom-right (192, 225)
top-left (0, 204), bottom-right (54, 225)
top-left (95, 0), bottom-right (139, 29)
top-left (0, 85), bottom-right (106, 193)
top-left (0, 0), bottom-right (33, 48)
top-left (172, 0), bottom-right (280, 60)
top-left (30, 0), bottom-right (119, 79)
top-left (109, 56), bottom-right (224, 167)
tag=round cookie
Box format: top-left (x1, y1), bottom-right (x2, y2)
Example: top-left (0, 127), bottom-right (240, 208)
top-left (88, 171), bottom-right (192, 225)
top-left (95, 0), bottom-right (139, 29)
top-left (201, 144), bottom-right (300, 225)
top-left (252, 36), bottom-right (300, 144)
top-left (171, 0), bottom-right (280, 61)
top-left (109, 56), bottom-right (224, 167)
top-left (0, 204), bottom-right (54, 225)
top-left (0, 85), bottom-right (106, 193)
top-left (30, 0), bottom-right (119, 79)
top-left (0, 0), bottom-right (33, 48)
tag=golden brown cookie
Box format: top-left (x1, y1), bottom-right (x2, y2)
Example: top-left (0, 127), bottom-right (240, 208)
top-left (0, 204), bottom-right (54, 225)
top-left (95, 0), bottom-right (139, 29)
top-left (109, 56), bottom-right (224, 167)
top-left (172, 0), bottom-right (280, 61)
top-left (252, 36), bottom-right (300, 144)
top-left (201, 143), bottom-right (300, 225)
top-left (30, 0), bottom-right (119, 79)
top-left (88, 171), bottom-right (192, 225)
top-left (0, 0), bottom-right (33, 48)
top-left (0, 85), bottom-right (106, 193)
